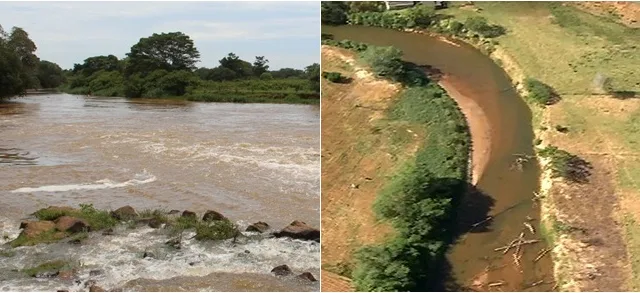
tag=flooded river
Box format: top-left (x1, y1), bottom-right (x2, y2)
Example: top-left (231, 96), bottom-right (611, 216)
top-left (0, 94), bottom-right (320, 291)
top-left (323, 25), bottom-right (553, 291)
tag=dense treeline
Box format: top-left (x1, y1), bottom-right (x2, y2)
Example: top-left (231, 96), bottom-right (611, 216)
top-left (321, 2), bottom-right (506, 40)
top-left (324, 37), bottom-right (470, 291)
top-left (61, 31), bottom-right (319, 103)
top-left (0, 24), bottom-right (65, 99)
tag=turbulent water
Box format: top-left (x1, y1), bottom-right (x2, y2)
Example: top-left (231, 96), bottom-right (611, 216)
top-left (0, 94), bottom-right (320, 291)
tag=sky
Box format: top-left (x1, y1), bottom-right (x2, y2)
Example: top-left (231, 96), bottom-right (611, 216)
top-left (0, 1), bottom-right (320, 70)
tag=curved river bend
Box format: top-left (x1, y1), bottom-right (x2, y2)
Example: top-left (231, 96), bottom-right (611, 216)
top-left (0, 94), bottom-right (320, 291)
top-left (323, 25), bottom-right (553, 291)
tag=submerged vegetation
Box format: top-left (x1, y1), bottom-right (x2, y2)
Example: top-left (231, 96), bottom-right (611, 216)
top-left (324, 36), bottom-right (470, 291)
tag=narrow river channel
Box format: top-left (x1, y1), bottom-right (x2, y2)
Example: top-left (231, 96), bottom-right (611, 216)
top-left (0, 94), bottom-right (320, 291)
top-left (323, 25), bottom-right (553, 291)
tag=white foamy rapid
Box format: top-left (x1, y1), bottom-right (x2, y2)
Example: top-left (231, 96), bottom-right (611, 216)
top-left (10, 171), bottom-right (156, 193)
top-left (0, 225), bottom-right (320, 292)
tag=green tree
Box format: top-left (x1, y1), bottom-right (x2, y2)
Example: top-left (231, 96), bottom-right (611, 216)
top-left (270, 67), bottom-right (305, 79)
top-left (126, 32), bottom-right (200, 75)
top-left (305, 63), bottom-right (320, 92)
top-left (359, 46), bottom-right (405, 80)
top-left (73, 55), bottom-right (120, 76)
top-left (252, 56), bottom-right (269, 77)
top-left (0, 25), bottom-right (39, 98)
top-left (260, 72), bottom-right (273, 80)
top-left (321, 2), bottom-right (349, 25)
top-left (37, 60), bottom-right (65, 88)
top-left (219, 53), bottom-right (253, 78)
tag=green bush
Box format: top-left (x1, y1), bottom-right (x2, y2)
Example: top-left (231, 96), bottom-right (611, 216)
top-left (359, 46), bottom-right (405, 81)
top-left (538, 145), bottom-right (592, 183)
top-left (524, 78), bottom-right (559, 106)
top-left (464, 16), bottom-right (506, 38)
top-left (322, 71), bottom-right (349, 83)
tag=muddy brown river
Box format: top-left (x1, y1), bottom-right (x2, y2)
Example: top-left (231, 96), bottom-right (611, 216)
top-left (0, 94), bottom-right (320, 291)
top-left (323, 25), bottom-right (554, 291)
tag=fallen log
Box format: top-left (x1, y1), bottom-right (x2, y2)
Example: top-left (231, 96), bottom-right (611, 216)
top-left (524, 222), bottom-right (535, 235)
top-left (494, 239), bottom-right (540, 252)
top-left (488, 281), bottom-right (504, 287)
top-left (534, 248), bottom-right (552, 262)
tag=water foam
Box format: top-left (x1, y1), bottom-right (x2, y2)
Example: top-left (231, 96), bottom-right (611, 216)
top-left (10, 171), bottom-right (156, 193)
top-left (0, 226), bottom-right (319, 291)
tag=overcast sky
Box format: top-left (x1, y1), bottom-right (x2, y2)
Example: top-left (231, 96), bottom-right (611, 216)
top-left (0, 1), bottom-right (320, 70)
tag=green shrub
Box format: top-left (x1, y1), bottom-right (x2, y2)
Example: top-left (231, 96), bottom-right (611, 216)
top-left (194, 219), bottom-right (239, 241)
top-left (322, 71), bottom-right (349, 83)
top-left (538, 145), bottom-right (592, 183)
top-left (22, 260), bottom-right (70, 277)
top-left (359, 46), bottom-right (405, 81)
top-left (524, 78), bottom-right (559, 106)
top-left (464, 16), bottom-right (506, 38)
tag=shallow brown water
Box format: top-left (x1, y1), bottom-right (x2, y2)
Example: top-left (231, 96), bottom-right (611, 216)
top-left (0, 94), bottom-right (320, 291)
top-left (323, 25), bottom-right (553, 291)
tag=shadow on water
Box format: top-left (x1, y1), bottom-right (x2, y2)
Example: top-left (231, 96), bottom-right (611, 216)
top-left (437, 182), bottom-right (495, 291)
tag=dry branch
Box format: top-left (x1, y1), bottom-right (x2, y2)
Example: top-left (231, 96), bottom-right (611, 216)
top-left (494, 239), bottom-right (540, 252)
top-left (524, 222), bottom-right (535, 235)
top-left (534, 248), bottom-right (551, 262)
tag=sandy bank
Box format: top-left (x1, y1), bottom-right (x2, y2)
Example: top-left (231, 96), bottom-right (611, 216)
top-left (439, 77), bottom-right (492, 185)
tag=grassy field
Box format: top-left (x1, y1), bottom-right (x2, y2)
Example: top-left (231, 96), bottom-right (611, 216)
top-left (443, 2), bottom-right (640, 95)
top-left (320, 46), bottom-right (421, 290)
top-left (440, 2), bottom-right (640, 291)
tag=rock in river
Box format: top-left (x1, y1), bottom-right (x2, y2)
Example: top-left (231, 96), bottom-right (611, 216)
top-left (271, 264), bottom-right (293, 276)
top-left (246, 221), bottom-right (270, 233)
top-left (297, 272), bottom-right (317, 282)
top-left (273, 220), bottom-right (320, 242)
top-left (55, 216), bottom-right (90, 233)
top-left (202, 210), bottom-right (227, 222)
top-left (111, 206), bottom-right (137, 221)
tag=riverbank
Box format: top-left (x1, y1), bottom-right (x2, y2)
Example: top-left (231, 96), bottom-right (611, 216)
top-left (437, 2), bottom-right (640, 290)
top-left (60, 80), bottom-right (320, 105)
top-left (0, 204), bottom-right (319, 291)
top-left (321, 36), bottom-right (471, 290)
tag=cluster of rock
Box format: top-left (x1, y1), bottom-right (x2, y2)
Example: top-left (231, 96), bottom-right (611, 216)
top-left (12, 205), bottom-right (320, 246)
top-left (7, 205), bottom-right (320, 290)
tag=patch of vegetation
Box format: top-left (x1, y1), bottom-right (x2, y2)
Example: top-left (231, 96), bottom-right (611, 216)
top-left (194, 219), bottom-right (239, 241)
top-left (138, 209), bottom-right (170, 225)
top-left (10, 230), bottom-right (66, 248)
top-left (538, 145), bottom-right (592, 183)
top-left (555, 124), bottom-right (569, 133)
top-left (59, 32), bottom-right (320, 104)
top-left (22, 260), bottom-right (70, 277)
top-left (168, 216), bottom-right (199, 235)
top-left (524, 78), bottom-right (560, 106)
top-left (534, 138), bottom-right (543, 146)
top-left (463, 16), bottom-right (507, 38)
top-left (322, 71), bottom-right (350, 84)
top-left (322, 261), bottom-right (355, 278)
top-left (0, 25), bottom-right (65, 99)
top-left (0, 249), bottom-right (16, 257)
top-left (326, 42), bottom-right (470, 291)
